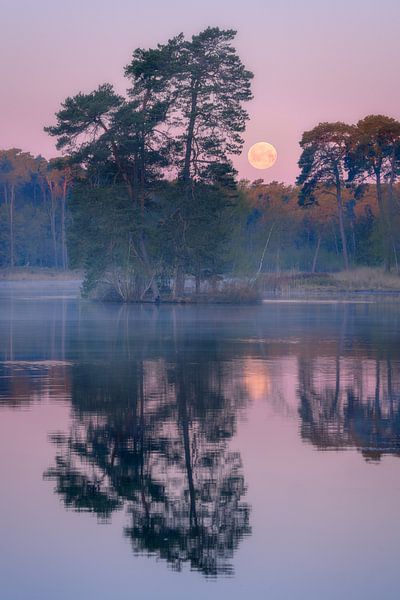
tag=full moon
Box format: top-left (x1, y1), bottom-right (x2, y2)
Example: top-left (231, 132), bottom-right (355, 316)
top-left (248, 142), bottom-right (277, 170)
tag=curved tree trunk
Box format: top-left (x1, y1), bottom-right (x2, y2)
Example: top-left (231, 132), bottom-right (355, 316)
top-left (173, 264), bottom-right (185, 299)
top-left (376, 173), bottom-right (392, 272)
top-left (312, 234), bottom-right (321, 273)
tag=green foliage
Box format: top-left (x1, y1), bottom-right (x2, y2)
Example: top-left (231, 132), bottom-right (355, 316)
top-left (155, 181), bottom-right (233, 274)
top-left (297, 122), bottom-right (354, 205)
top-left (44, 84), bottom-right (124, 152)
top-left (44, 26), bottom-right (253, 299)
top-left (69, 184), bottom-right (140, 297)
top-left (347, 115), bottom-right (400, 184)
top-left (68, 179), bottom-right (234, 299)
top-left (347, 115), bottom-right (400, 270)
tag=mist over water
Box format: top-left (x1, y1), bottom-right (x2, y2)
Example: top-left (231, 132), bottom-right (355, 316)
top-left (1, 282), bottom-right (400, 599)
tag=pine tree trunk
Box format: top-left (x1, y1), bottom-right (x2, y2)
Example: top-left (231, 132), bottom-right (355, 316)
top-left (51, 195), bottom-right (58, 269)
top-left (61, 181), bottom-right (68, 270)
top-left (9, 185), bottom-right (15, 268)
top-left (195, 271), bottom-right (201, 295)
top-left (387, 158), bottom-right (397, 274)
top-left (336, 186), bottom-right (349, 270)
top-left (182, 80), bottom-right (199, 184)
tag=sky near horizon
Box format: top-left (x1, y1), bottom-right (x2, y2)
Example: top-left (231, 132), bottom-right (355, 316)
top-left (1, 0), bottom-right (399, 183)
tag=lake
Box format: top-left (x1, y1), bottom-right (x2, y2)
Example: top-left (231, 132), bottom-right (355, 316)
top-left (1, 282), bottom-right (400, 600)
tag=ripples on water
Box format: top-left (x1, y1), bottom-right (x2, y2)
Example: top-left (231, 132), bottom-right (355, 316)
top-left (1, 282), bottom-right (400, 599)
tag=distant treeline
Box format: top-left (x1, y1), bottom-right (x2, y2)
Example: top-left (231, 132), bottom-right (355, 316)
top-left (0, 150), bottom-right (72, 270)
top-left (1, 27), bottom-right (399, 300)
top-left (1, 153), bottom-right (397, 278)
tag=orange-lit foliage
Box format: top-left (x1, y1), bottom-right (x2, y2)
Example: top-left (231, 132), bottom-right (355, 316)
top-left (234, 179), bottom-right (400, 273)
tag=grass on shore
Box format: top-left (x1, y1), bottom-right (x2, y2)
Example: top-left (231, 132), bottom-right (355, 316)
top-left (332, 267), bottom-right (400, 291)
top-left (0, 267), bottom-right (83, 281)
top-left (260, 268), bottom-right (400, 295)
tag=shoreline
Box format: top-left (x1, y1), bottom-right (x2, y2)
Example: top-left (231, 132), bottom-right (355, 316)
top-left (1, 268), bottom-right (400, 303)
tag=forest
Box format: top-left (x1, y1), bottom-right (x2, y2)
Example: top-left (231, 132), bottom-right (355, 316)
top-left (1, 27), bottom-right (400, 301)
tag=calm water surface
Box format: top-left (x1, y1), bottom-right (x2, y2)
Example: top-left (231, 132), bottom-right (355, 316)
top-left (1, 282), bottom-right (400, 599)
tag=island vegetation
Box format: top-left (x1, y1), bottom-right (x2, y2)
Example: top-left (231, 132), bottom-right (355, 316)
top-left (1, 27), bottom-right (400, 302)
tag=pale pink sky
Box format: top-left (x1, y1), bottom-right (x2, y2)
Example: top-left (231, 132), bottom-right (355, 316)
top-left (1, 0), bottom-right (399, 183)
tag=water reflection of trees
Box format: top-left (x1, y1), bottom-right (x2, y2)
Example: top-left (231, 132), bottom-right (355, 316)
top-left (299, 355), bottom-right (400, 461)
top-left (0, 362), bottom-right (70, 407)
top-left (45, 353), bottom-right (251, 577)
top-left (3, 296), bottom-right (400, 570)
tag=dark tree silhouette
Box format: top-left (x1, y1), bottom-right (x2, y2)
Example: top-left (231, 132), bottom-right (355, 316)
top-left (45, 341), bottom-right (251, 576)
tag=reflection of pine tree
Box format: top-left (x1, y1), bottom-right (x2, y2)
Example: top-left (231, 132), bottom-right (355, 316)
top-left (45, 354), bottom-right (250, 576)
top-left (298, 356), bottom-right (400, 461)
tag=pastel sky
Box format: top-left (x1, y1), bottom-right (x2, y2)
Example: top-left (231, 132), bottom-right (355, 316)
top-left (1, 0), bottom-right (399, 183)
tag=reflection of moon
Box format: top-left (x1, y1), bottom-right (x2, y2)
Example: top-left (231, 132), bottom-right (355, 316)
top-left (248, 142), bottom-right (277, 170)
top-left (244, 359), bottom-right (271, 401)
